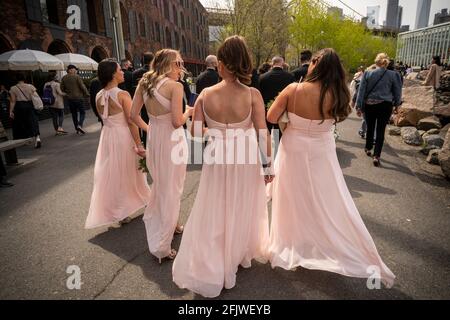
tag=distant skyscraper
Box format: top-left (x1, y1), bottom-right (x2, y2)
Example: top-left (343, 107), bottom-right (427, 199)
top-left (386, 0), bottom-right (399, 29)
top-left (397, 6), bottom-right (403, 29)
top-left (415, 0), bottom-right (432, 29)
top-left (366, 6), bottom-right (380, 29)
top-left (327, 6), bottom-right (344, 19)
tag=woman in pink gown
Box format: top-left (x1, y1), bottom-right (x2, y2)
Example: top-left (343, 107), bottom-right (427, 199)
top-left (131, 49), bottom-right (193, 262)
top-left (172, 36), bottom-right (273, 298)
top-left (266, 48), bottom-right (396, 288)
top-left (85, 59), bottom-right (151, 229)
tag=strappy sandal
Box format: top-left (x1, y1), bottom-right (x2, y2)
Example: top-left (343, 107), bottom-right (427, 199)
top-left (174, 225), bottom-right (184, 234)
top-left (158, 249), bottom-right (177, 264)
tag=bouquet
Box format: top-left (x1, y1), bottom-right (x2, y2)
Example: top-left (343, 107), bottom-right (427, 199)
top-left (138, 157), bottom-right (149, 173)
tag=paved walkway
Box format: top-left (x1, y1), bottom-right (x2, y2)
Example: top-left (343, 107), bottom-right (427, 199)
top-left (0, 111), bottom-right (449, 299)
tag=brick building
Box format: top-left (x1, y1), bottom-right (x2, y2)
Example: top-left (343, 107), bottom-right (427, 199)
top-left (0, 0), bottom-right (209, 75)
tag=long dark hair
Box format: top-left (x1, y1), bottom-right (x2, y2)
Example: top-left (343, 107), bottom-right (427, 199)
top-left (304, 48), bottom-right (351, 123)
top-left (432, 55), bottom-right (442, 66)
top-left (98, 58), bottom-right (119, 88)
top-left (217, 35), bottom-right (253, 85)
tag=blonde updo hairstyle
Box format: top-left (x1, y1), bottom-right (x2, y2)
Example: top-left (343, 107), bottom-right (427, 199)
top-left (139, 49), bottom-right (182, 98)
top-left (375, 53), bottom-right (390, 68)
top-left (217, 35), bottom-right (253, 85)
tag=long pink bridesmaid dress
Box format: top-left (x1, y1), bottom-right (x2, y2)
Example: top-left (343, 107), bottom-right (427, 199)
top-left (268, 84), bottom-right (396, 288)
top-left (85, 87), bottom-right (151, 229)
top-left (142, 77), bottom-right (188, 259)
top-left (172, 89), bottom-right (269, 298)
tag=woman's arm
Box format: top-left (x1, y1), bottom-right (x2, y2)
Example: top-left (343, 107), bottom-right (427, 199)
top-left (267, 83), bottom-right (294, 124)
top-left (9, 89), bottom-right (16, 119)
top-left (251, 88), bottom-right (273, 183)
top-left (130, 84), bottom-right (150, 131)
top-left (190, 91), bottom-right (206, 138)
top-left (356, 73), bottom-right (367, 109)
top-left (55, 83), bottom-right (66, 96)
top-left (120, 91), bottom-right (145, 157)
top-left (171, 81), bottom-right (193, 128)
top-left (423, 64), bottom-right (436, 86)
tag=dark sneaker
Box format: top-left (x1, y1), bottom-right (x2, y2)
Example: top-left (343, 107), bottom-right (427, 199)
top-left (77, 127), bottom-right (86, 135)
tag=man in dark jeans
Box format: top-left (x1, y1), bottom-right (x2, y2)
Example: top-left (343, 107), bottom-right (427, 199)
top-left (291, 50), bottom-right (312, 82)
top-left (132, 52), bottom-right (154, 144)
top-left (61, 65), bottom-right (90, 135)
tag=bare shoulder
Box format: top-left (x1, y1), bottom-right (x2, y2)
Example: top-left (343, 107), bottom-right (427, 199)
top-left (250, 87), bottom-right (263, 100)
top-left (118, 90), bottom-right (131, 102)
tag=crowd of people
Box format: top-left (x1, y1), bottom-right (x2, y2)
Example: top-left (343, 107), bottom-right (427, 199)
top-left (80, 35), bottom-right (398, 298)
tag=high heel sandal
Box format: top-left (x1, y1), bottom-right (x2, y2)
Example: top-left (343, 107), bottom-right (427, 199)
top-left (174, 225), bottom-right (184, 234)
top-left (158, 249), bottom-right (177, 264)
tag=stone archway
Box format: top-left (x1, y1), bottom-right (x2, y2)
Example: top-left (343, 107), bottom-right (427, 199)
top-left (0, 33), bottom-right (14, 54)
top-left (47, 40), bottom-right (71, 55)
top-left (91, 46), bottom-right (108, 63)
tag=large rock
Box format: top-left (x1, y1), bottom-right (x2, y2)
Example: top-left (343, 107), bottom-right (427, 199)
top-left (427, 149), bottom-right (441, 165)
top-left (438, 129), bottom-right (450, 179)
top-left (393, 86), bottom-right (434, 127)
top-left (403, 78), bottom-right (422, 88)
top-left (388, 126), bottom-right (401, 136)
top-left (439, 123), bottom-right (450, 139)
top-left (417, 70), bottom-right (429, 80)
top-left (424, 134), bottom-right (444, 148)
top-left (426, 128), bottom-right (440, 135)
top-left (401, 127), bottom-right (424, 146)
top-left (417, 116), bottom-right (442, 131)
top-left (434, 103), bottom-right (450, 118)
top-left (405, 72), bottom-right (418, 80)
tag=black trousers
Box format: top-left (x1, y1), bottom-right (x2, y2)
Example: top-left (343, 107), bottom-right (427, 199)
top-left (12, 101), bottom-right (39, 139)
top-left (140, 107), bottom-right (149, 144)
top-left (364, 101), bottom-right (393, 158)
top-left (0, 155), bottom-right (6, 177)
top-left (49, 107), bottom-right (64, 130)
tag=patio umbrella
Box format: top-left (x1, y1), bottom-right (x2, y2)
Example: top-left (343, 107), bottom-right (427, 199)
top-left (0, 49), bottom-right (64, 71)
top-left (55, 53), bottom-right (99, 71)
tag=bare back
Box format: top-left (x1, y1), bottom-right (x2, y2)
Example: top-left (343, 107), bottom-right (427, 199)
top-left (202, 82), bottom-right (252, 124)
top-left (143, 79), bottom-right (174, 117)
top-left (287, 82), bottom-right (335, 120)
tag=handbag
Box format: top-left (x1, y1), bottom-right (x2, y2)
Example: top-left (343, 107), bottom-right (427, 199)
top-left (17, 85), bottom-right (43, 111)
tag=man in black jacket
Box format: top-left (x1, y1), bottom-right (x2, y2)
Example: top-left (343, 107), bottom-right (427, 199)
top-left (291, 50), bottom-right (312, 82)
top-left (196, 55), bottom-right (219, 94)
top-left (132, 52), bottom-right (154, 144)
top-left (118, 59), bottom-right (133, 95)
top-left (258, 56), bottom-right (295, 142)
top-left (89, 77), bottom-right (103, 126)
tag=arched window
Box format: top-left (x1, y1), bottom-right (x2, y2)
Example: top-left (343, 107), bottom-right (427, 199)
top-left (91, 46), bottom-right (108, 62)
top-left (41, 0), bottom-right (60, 25)
top-left (164, 1), bottom-right (170, 20)
top-left (165, 27), bottom-right (172, 48)
top-left (47, 40), bottom-right (71, 55)
top-left (120, 2), bottom-right (130, 41)
top-left (0, 34), bottom-right (14, 54)
top-left (172, 5), bottom-right (177, 24)
top-left (140, 14), bottom-right (146, 37)
top-left (154, 22), bottom-right (161, 42)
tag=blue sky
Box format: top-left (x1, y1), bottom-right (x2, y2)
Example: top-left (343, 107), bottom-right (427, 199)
top-left (200, 0), bottom-right (449, 30)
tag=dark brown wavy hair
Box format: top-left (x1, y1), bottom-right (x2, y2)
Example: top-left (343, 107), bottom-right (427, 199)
top-left (217, 35), bottom-right (253, 85)
top-left (304, 48), bottom-right (351, 123)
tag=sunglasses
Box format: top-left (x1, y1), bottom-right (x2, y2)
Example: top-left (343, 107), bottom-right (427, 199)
top-left (174, 60), bottom-right (184, 68)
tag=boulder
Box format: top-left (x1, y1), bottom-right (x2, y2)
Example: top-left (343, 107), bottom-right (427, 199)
top-left (434, 103), bottom-right (450, 118)
top-left (401, 127), bottom-right (424, 146)
top-left (417, 116), bottom-right (442, 131)
top-left (388, 126), bottom-right (401, 136)
top-left (421, 144), bottom-right (440, 155)
top-left (439, 123), bottom-right (450, 140)
top-left (419, 130), bottom-right (426, 136)
top-left (424, 134), bottom-right (444, 148)
top-left (426, 128), bottom-right (440, 135)
top-left (426, 149), bottom-right (441, 165)
top-left (405, 72), bottom-right (418, 80)
top-left (393, 86), bottom-right (434, 127)
top-left (438, 129), bottom-right (450, 179)
top-left (417, 70), bottom-right (429, 80)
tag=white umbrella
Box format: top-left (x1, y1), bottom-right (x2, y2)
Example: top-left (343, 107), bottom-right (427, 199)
top-left (55, 53), bottom-right (99, 71)
top-left (0, 49), bottom-right (64, 71)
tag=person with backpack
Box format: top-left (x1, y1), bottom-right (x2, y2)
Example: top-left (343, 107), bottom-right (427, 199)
top-left (44, 72), bottom-right (67, 135)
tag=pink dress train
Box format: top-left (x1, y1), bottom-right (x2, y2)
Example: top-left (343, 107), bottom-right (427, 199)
top-left (143, 78), bottom-right (188, 259)
top-left (85, 87), bottom-right (151, 229)
top-left (268, 111), bottom-right (396, 288)
top-left (173, 92), bottom-right (269, 298)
